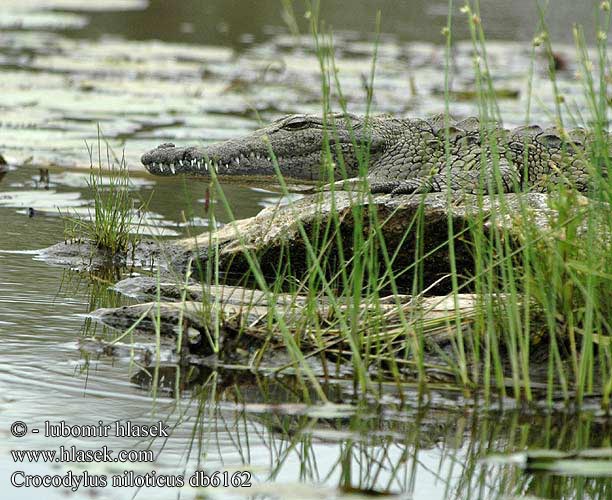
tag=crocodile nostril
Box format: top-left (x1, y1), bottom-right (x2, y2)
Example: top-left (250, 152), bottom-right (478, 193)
top-left (157, 143), bottom-right (176, 149)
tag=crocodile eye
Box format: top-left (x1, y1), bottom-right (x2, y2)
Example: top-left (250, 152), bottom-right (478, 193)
top-left (282, 118), bottom-right (310, 131)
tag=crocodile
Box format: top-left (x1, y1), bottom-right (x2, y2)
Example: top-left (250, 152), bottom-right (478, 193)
top-left (141, 113), bottom-right (609, 194)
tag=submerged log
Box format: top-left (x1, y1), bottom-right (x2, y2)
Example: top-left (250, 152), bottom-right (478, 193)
top-left (92, 278), bottom-right (485, 368)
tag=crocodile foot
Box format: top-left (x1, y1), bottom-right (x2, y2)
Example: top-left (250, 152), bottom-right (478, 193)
top-left (369, 179), bottom-right (431, 194)
top-left (322, 177), bottom-right (432, 194)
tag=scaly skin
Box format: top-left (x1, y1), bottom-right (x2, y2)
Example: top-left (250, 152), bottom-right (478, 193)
top-left (141, 113), bottom-right (609, 193)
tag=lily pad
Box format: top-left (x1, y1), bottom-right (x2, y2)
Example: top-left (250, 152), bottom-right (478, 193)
top-left (1, 0), bottom-right (148, 11)
top-left (484, 449), bottom-right (612, 477)
top-left (0, 189), bottom-right (85, 209)
top-left (0, 12), bottom-right (87, 30)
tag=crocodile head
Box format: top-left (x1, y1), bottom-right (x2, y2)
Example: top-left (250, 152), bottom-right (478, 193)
top-left (141, 113), bottom-right (387, 181)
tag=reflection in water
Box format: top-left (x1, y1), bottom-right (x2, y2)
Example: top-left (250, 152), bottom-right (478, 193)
top-left (59, 266), bottom-right (127, 339)
top-left (0, 155), bottom-right (7, 180)
top-left (126, 366), bottom-right (610, 498)
top-left (82, 0), bottom-right (597, 46)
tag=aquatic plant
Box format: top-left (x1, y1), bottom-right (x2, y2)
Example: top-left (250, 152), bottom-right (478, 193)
top-left (64, 130), bottom-right (148, 255)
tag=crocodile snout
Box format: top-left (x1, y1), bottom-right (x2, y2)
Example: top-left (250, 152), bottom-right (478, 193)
top-left (141, 143), bottom-right (178, 169)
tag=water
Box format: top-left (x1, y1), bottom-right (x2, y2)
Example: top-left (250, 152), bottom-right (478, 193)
top-left (0, 1), bottom-right (610, 499)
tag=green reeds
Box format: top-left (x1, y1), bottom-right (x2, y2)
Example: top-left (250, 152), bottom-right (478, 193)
top-left (64, 130), bottom-right (148, 255)
top-left (456, 0), bottom-right (612, 406)
top-left (164, 0), bottom-right (612, 409)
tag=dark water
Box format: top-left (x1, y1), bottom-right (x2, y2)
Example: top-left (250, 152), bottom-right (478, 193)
top-left (78, 0), bottom-right (599, 46)
top-left (0, 1), bottom-right (610, 499)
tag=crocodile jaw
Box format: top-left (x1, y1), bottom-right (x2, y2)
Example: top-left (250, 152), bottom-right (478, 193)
top-left (141, 114), bottom-right (382, 181)
top-left (140, 141), bottom-right (302, 178)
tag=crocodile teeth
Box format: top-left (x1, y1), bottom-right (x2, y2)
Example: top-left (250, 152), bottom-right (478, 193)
top-left (250, 152), bottom-right (255, 159)
top-left (235, 158), bottom-right (240, 165)
top-left (170, 164), bottom-right (176, 174)
top-left (179, 160), bottom-right (183, 167)
top-left (224, 163), bottom-right (229, 169)
top-left (204, 162), bottom-right (209, 171)
top-left (159, 165), bottom-right (164, 172)
top-left (191, 159), bottom-right (195, 166)
top-left (196, 161), bottom-right (201, 169)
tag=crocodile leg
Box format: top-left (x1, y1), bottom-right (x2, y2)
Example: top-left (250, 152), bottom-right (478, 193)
top-left (369, 178), bottom-right (430, 194)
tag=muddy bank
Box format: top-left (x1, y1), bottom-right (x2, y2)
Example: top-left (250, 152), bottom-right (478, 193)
top-left (38, 237), bottom-right (178, 270)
